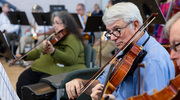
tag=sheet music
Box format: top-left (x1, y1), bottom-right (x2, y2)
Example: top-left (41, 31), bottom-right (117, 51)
top-left (0, 62), bottom-right (20, 100)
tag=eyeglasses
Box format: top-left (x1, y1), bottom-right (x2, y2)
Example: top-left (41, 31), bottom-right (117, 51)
top-left (104, 21), bottom-right (133, 39)
top-left (170, 41), bottom-right (180, 52)
top-left (76, 9), bottom-right (83, 11)
top-left (52, 21), bottom-right (63, 25)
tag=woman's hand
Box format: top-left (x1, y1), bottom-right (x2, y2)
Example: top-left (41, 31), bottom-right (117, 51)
top-left (9, 54), bottom-right (22, 65)
top-left (42, 40), bottom-right (55, 54)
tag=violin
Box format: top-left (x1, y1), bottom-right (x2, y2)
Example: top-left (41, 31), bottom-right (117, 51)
top-left (10, 29), bottom-right (67, 65)
top-left (127, 74), bottom-right (180, 100)
top-left (79, 13), bottom-right (158, 100)
top-left (43, 29), bottom-right (67, 54)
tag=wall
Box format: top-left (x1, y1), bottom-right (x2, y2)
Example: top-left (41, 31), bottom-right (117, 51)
top-left (6, 0), bottom-right (102, 25)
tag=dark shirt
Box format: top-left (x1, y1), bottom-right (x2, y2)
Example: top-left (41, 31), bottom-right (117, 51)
top-left (92, 10), bottom-right (103, 16)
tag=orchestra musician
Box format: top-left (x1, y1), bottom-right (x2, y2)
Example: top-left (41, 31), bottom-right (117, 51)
top-left (154, 0), bottom-right (180, 44)
top-left (16, 4), bottom-right (54, 56)
top-left (76, 3), bottom-right (92, 44)
top-left (15, 11), bottom-right (86, 99)
top-left (0, 3), bottom-right (19, 46)
top-left (0, 3), bottom-right (19, 62)
top-left (65, 2), bottom-right (175, 100)
top-left (165, 11), bottom-right (180, 69)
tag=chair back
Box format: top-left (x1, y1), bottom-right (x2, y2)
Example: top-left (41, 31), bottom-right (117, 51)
top-left (84, 44), bottom-right (96, 68)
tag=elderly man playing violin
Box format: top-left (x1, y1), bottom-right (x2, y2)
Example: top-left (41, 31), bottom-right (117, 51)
top-left (165, 12), bottom-right (180, 70)
top-left (65, 2), bottom-right (175, 100)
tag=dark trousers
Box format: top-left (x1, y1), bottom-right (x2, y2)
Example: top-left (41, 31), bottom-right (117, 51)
top-left (5, 33), bottom-right (17, 44)
top-left (16, 67), bottom-right (51, 99)
top-left (5, 33), bottom-right (18, 56)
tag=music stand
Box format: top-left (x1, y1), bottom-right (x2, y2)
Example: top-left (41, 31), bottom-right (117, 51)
top-left (71, 13), bottom-right (83, 29)
top-left (7, 11), bottom-right (30, 59)
top-left (84, 16), bottom-right (106, 67)
top-left (32, 12), bottom-right (52, 39)
top-left (0, 32), bottom-right (16, 59)
top-left (8, 11), bottom-right (30, 25)
top-left (115, 0), bottom-right (166, 24)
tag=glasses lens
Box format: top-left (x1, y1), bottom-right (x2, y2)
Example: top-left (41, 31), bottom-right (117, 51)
top-left (105, 32), bottom-right (111, 39)
top-left (113, 30), bottom-right (120, 37)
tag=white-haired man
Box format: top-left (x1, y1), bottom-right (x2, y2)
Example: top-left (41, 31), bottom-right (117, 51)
top-left (165, 12), bottom-right (180, 69)
top-left (65, 2), bottom-right (175, 100)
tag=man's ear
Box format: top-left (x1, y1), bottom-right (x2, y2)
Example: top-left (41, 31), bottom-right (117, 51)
top-left (133, 20), bottom-right (140, 31)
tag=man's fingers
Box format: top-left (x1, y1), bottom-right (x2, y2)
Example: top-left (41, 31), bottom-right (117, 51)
top-left (92, 84), bottom-right (104, 92)
top-left (91, 90), bottom-right (102, 100)
top-left (76, 81), bottom-right (84, 96)
top-left (66, 82), bottom-right (74, 99)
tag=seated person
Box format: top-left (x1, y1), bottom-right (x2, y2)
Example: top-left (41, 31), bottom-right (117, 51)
top-left (0, 3), bottom-right (19, 61)
top-left (16, 4), bottom-right (54, 55)
top-left (92, 4), bottom-right (103, 16)
top-left (14, 11), bottom-right (86, 99)
top-left (165, 11), bottom-right (180, 73)
top-left (65, 2), bottom-right (175, 100)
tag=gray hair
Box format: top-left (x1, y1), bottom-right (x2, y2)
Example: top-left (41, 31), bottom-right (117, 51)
top-left (164, 12), bottom-right (180, 38)
top-left (51, 11), bottom-right (83, 42)
top-left (102, 2), bottom-right (143, 27)
top-left (77, 3), bottom-right (85, 10)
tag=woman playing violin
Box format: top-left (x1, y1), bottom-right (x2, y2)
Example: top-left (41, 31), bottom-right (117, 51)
top-left (15, 11), bottom-right (86, 99)
top-left (65, 2), bottom-right (175, 100)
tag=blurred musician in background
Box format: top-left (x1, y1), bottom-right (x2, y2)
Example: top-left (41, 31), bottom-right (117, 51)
top-left (0, 3), bottom-right (19, 62)
top-left (165, 11), bottom-right (180, 68)
top-left (76, 3), bottom-right (93, 45)
top-left (92, 4), bottom-right (103, 16)
top-left (154, 0), bottom-right (180, 44)
top-left (16, 4), bottom-right (54, 55)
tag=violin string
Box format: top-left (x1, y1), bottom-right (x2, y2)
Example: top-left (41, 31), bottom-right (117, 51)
top-left (80, 56), bottom-right (121, 94)
top-left (80, 62), bottom-right (109, 94)
top-left (121, 16), bottom-right (156, 53)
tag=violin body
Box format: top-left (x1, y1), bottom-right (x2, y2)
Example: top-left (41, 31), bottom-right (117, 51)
top-left (127, 74), bottom-right (180, 100)
top-left (102, 44), bottom-right (142, 100)
top-left (43, 29), bottom-right (67, 54)
top-left (50, 29), bottom-right (67, 45)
